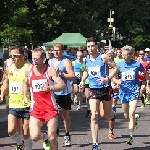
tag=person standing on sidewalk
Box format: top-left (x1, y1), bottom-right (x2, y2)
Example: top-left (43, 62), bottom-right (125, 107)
top-left (113, 45), bottom-right (150, 145)
top-left (0, 46), bottom-right (32, 150)
top-left (79, 37), bottom-right (118, 150)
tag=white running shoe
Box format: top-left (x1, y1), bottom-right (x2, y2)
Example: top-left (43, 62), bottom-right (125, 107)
top-left (77, 105), bottom-right (81, 110)
top-left (64, 135), bottom-right (71, 146)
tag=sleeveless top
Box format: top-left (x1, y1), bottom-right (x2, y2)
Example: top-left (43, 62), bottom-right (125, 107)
top-left (86, 54), bottom-right (109, 88)
top-left (50, 58), bottom-right (71, 95)
top-left (8, 63), bottom-right (30, 108)
top-left (138, 59), bottom-right (149, 81)
top-left (74, 59), bottom-right (83, 80)
top-left (29, 64), bottom-right (57, 111)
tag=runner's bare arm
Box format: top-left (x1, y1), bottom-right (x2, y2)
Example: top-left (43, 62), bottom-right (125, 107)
top-left (23, 66), bottom-right (32, 99)
top-left (61, 59), bottom-right (75, 80)
top-left (1, 67), bottom-right (10, 99)
top-left (81, 70), bottom-right (88, 82)
top-left (48, 66), bottom-right (66, 92)
top-left (101, 54), bottom-right (118, 79)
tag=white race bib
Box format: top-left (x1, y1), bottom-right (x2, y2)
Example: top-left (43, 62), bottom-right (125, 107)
top-left (9, 82), bottom-right (23, 94)
top-left (75, 72), bottom-right (80, 78)
top-left (32, 79), bottom-right (48, 92)
top-left (122, 71), bottom-right (135, 81)
top-left (88, 67), bottom-right (101, 77)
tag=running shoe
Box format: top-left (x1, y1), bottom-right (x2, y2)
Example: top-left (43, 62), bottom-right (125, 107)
top-left (74, 95), bottom-right (78, 106)
top-left (77, 105), bottom-right (81, 110)
top-left (64, 135), bottom-right (71, 146)
top-left (126, 136), bottom-right (133, 145)
top-left (134, 114), bottom-right (140, 130)
top-left (92, 143), bottom-right (101, 150)
top-left (16, 141), bottom-right (25, 150)
top-left (85, 110), bottom-right (91, 118)
top-left (140, 104), bottom-right (145, 108)
top-left (146, 101), bottom-right (150, 105)
top-left (108, 132), bottom-right (115, 139)
top-left (43, 139), bottom-right (51, 150)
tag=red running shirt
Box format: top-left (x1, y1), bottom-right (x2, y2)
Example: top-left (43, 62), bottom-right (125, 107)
top-left (29, 65), bottom-right (58, 121)
top-left (138, 60), bottom-right (149, 82)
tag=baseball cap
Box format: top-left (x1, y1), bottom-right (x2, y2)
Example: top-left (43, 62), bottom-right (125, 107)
top-left (145, 48), bottom-right (150, 52)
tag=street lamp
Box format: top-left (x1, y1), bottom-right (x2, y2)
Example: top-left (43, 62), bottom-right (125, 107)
top-left (107, 9), bottom-right (114, 50)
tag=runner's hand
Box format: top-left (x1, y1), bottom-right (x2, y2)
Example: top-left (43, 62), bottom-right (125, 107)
top-left (97, 77), bottom-right (108, 84)
top-left (40, 84), bottom-right (50, 92)
top-left (79, 81), bottom-right (84, 90)
top-left (23, 98), bottom-right (28, 106)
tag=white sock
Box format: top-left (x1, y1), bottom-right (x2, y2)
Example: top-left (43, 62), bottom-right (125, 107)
top-left (86, 100), bottom-right (90, 110)
top-left (44, 133), bottom-right (48, 140)
top-left (24, 138), bottom-right (32, 150)
top-left (130, 132), bottom-right (133, 137)
top-left (10, 132), bottom-right (23, 145)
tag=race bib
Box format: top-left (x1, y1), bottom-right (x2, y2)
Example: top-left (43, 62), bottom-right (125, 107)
top-left (9, 82), bottom-right (23, 94)
top-left (122, 71), bottom-right (135, 81)
top-left (88, 66), bottom-right (101, 77)
top-left (75, 72), bottom-right (80, 78)
top-left (32, 79), bottom-right (48, 92)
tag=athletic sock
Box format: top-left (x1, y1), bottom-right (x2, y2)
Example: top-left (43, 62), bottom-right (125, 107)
top-left (66, 132), bottom-right (70, 136)
top-left (10, 131), bottom-right (23, 145)
top-left (109, 128), bottom-right (113, 132)
top-left (24, 138), bottom-right (32, 150)
top-left (130, 132), bottom-right (133, 137)
top-left (44, 133), bottom-right (48, 140)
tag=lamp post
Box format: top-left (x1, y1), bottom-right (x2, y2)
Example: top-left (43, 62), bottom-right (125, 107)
top-left (107, 9), bottom-right (114, 50)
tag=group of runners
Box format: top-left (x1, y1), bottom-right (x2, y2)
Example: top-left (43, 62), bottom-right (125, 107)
top-left (0, 37), bottom-right (150, 150)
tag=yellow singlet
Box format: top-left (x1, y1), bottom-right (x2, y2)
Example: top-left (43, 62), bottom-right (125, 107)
top-left (8, 63), bottom-right (31, 108)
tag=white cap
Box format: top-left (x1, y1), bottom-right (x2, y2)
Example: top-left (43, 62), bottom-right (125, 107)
top-left (145, 48), bottom-right (150, 52)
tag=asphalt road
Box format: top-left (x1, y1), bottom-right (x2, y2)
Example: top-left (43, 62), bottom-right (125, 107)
top-left (0, 101), bottom-right (150, 150)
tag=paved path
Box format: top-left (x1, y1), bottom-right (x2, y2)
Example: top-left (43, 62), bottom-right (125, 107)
top-left (0, 101), bottom-right (150, 150)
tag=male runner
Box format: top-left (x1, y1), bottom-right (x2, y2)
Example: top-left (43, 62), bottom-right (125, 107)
top-left (23, 47), bottom-right (66, 150)
top-left (113, 45), bottom-right (150, 145)
top-left (0, 46), bottom-right (32, 150)
top-left (72, 50), bottom-right (84, 110)
top-left (48, 43), bottom-right (75, 146)
top-left (137, 50), bottom-right (150, 108)
top-left (79, 37), bottom-right (118, 150)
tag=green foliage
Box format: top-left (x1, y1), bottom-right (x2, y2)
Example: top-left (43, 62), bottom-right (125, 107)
top-left (0, 0), bottom-right (150, 48)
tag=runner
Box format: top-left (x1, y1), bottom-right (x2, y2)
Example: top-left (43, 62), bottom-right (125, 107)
top-left (79, 37), bottom-right (118, 150)
top-left (137, 50), bottom-right (150, 108)
top-left (80, 64), bottom-right (91, 117)
top-left (0, 46), bottom-right (32, 150)
top-left (72, 51), bottom-right (84, 110)
top-left (106, 50), bottom-right (118, 139)
top-left (23, 47), bottom-right (66, 150)
top-left (114, 48), bottom-right (124, 63)
top-left (49, 43), bottom-right (75, 146)
top-left (113, 45), bottom-right (150, 145)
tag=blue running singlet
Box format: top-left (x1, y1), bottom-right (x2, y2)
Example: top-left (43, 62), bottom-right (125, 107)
top-left (117, 60), bottom-right (145, 103)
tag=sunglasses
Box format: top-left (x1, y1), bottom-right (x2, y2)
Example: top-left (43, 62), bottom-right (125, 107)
top-left (9, 54), bottom-right (21, 58)
top-left (139, 53), bottom-right (144, 55)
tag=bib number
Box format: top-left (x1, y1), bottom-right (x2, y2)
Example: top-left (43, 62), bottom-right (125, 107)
top-left (88, 67), bottom-right (101, 77)
top-left (75, 72), bottom-right (80, 78)
top-left (122, 71), bottom-right (135, 81)
top-left (32, 79), bottom-right (48, 92)
top-left (9, 82), bottom-right (23, 94)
